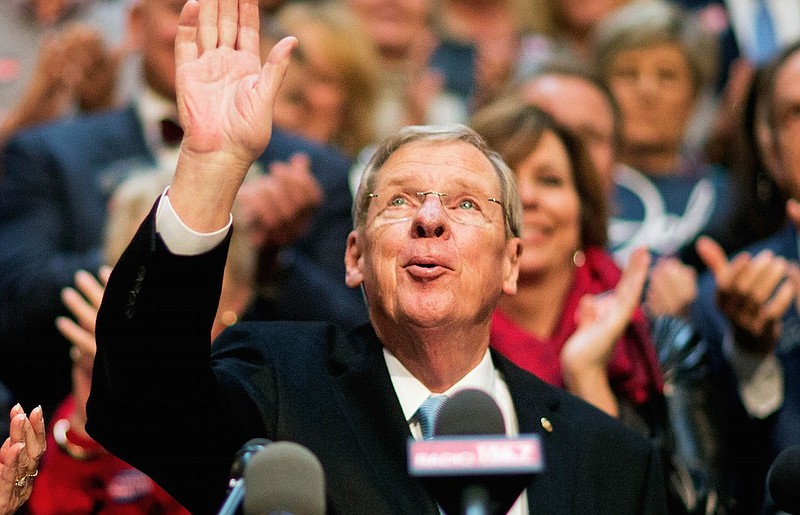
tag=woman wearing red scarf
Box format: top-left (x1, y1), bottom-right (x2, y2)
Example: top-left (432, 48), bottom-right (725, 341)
top-left (471, 100), bottom-right (664, 433)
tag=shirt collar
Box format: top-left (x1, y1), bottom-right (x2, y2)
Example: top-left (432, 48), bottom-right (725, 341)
top-left (135, 86), bottom-right (179, 153)
top-left (384, 347), bottom-right (497, 423)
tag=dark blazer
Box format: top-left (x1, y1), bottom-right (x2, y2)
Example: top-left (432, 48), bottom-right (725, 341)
top-left (87, 207), bottom-right (667, 515)
top-left (692, 222), bottom-right (800, 513)
top-left (0, 102), bottom-right (366, 415)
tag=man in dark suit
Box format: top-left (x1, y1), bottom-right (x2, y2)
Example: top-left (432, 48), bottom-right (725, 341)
top-left (692, 42), bottom-right (800, 514)
top-left (87, 1), bottom-right (666, 513)
top-left (0, 0), bottom-right (366, 417)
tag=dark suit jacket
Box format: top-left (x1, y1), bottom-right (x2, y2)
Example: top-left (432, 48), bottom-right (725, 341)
top-left (87, 207), bottom-right (667, 514)
top-left (0, 102), bottom-right (366, 415)
top-left (692, 223), bottom-right (800, 513)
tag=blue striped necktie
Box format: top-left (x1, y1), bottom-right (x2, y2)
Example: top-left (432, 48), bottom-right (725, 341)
top-left (418, 395), bottom-right (447, 440)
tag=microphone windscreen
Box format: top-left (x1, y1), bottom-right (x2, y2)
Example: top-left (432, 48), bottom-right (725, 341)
top-left (768, 444), bottom-right (800, 514)
top-left (435, 388), bottom-right (505, 436)
top-left (243, 441), bottom-right (326, 515)
top-left (230, 438), bottom-right (272, 480)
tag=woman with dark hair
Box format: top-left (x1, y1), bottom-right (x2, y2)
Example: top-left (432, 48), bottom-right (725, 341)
top-left (471, 99), bottom-right (663, 428)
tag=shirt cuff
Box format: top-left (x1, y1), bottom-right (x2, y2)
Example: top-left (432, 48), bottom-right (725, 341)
top-left (723, 330), bottom-right (784, 418)
top-left (154, 189), bottom-right (232, 256)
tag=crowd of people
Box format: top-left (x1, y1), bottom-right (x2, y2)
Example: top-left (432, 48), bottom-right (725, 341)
top-left (1, 0), bottom-right (799, 513)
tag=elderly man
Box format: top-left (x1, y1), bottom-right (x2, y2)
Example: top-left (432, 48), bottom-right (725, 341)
top-left (87, 0), bottom-right (666, 513)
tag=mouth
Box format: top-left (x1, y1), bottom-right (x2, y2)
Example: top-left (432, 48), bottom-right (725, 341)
top-left (403, 257), bottom-right (452, 280)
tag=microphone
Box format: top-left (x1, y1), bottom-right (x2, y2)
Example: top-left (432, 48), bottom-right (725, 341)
top-left (408, 389), bottom-right (544, 515)
top-left (768, 444), bottom-right (800, 514)
top-left (217, 438), bottom-right (272, 515)
top-left (243, 441), bottom-right (326, 515)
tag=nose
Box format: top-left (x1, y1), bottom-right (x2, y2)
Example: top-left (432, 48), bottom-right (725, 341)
top-left (516, 179), bottom-right (540, 207)
top-left (411, 193), bottom-right (449, 238)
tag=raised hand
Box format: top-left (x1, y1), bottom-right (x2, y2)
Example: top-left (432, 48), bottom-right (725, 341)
top-left (696, 236), bottom-right (795, 355)
top-left (169, 0), bottom-right (297, 232)
top-left (0, 404), bottom-right (45, 515)
top-left (55, 267), bottom-right (111, 365)
top-left (561, 247), bottom-right (651, 416)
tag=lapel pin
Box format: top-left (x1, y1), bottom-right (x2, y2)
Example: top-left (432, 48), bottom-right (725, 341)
top-left (540, 417), bottom-right (553, 433)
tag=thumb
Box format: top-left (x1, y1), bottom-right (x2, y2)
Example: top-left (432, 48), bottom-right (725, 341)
top-left (259, 36), bottom-right (298, 106)
top-left (787, 198), bottom-right (800, 228)
top-left (695, 236), bottom-right (728, 278)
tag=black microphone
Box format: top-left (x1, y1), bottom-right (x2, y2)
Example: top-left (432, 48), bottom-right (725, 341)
top-left (408, 388), bottom-right (544, 515)
top-left (243, 441), bottom-right (326, 515)
top-left (768, 445), bottom-right (800, 514)
top-left (217, 438), bottom-right (272, 515)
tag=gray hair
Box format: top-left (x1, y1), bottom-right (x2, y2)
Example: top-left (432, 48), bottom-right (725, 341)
top-left (352, 124), bottom-right (522, 239)
top-left (592, 0), bottom-right (719, 95)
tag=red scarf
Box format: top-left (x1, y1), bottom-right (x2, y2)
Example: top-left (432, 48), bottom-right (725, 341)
top-left (490, 246), bottom-right (663, 406)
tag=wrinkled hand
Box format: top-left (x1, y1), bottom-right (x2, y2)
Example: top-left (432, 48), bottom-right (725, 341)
top-left (696, 236), bottom-right (795, 355)
top-left (236, 154), bottom-right (323, 249)
top-left (646, 257), bottom-right (697, 318)
top-left (0, 404), bottom-right (45, 515)
top-left (561, 247), bottom-right (650, 416)
top-left (170, 0), bottom-right (296, 232)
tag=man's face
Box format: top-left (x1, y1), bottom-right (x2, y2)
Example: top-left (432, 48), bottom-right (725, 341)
top-left (344, 0), bottom-right (429, 59)
top-left (345, 140), bottom-right (520, 332)
top-left (522, 74), bottom-right (616, 196)
top-left (608, 43), bottom-right (696, 156)
top-left (131, 0), bottom-right (185, 100)
top-left (771, 51), bottom-right (800, 199)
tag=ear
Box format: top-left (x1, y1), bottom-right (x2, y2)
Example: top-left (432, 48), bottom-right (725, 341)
top-left (345, 230), bottom-right (365, 288)
top-left (501, 238), bottom-right (522, 296)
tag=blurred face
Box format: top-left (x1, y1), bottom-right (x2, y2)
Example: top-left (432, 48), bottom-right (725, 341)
top-left (344, 0), bottom-right (429, 59)
top-left (522, 74), bottom-right (616, 195)
top-left (608, 43), bottom-right (696, 154)
top-left (30, 0), bottom-right (69, 24)
top-left (557, 0), bottom-right (628, 35)
top-left (514, 131), bottom-right (581, 277)
top-left (771, 51), bottom-right (800, 199)
top-left (131, 0), bottom-right (184, 100)
top-left (273, 25), bottom-right (347, 145)
top-left (345, 140), bottom-right (520, 331)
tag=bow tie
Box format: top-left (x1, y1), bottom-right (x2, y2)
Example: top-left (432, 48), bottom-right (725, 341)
top-left (160, 118), bottom-right (184, 147)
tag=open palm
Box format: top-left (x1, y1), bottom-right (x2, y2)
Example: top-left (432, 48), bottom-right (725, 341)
top-left (175, 0), bottom-right (295, 164)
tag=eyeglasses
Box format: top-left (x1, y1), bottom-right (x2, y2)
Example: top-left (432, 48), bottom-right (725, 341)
top-left (366, 188), bottom-right (503, 228)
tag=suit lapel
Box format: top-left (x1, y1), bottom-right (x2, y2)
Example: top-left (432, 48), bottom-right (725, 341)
top-left (492, 350), bottom-right (574, 513)
top-left (331, 325), bottom-right (439, 513)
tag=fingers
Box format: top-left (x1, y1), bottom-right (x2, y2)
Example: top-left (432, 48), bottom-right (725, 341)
top-left (60, 286), bottom-right (97, 334)
top-left (19, 408), bottom-right (45, 471)
top-left (99, 265), bottom-right (113, 285)
top-left (616, 247), bottom-right (650, 313)
top-left (56, 316), bottom-right (97, 358)
top-left (176, 0), bottom-right (200, 66)
top-left (0, 441), bottom-right (23, 493)
top-left (695, 236), bottom-right (728, 280)
top-left (218, 0), bottom-right (239, 48)
top-left (258, 36), bottom-right (299, 105)
top-left (75, 269), bottom-right (106, 309)
top-left (787, 198), bottom-right (800, 228)
top-left (198, 0), bottom-right (219, 53)
top-left (237, 0), bottom-right (260, 55)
